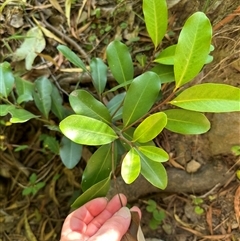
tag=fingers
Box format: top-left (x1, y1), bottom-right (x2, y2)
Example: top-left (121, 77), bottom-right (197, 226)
top-left (61, 197), bottom-right (108, 239)
top-left (130, 206), bottom-right (142, 219)
top-left (88, 206), bottom-right (131, 241)
top-left (86, 194), bottom-right (127, 236)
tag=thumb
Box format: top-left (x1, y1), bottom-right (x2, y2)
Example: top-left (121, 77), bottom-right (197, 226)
top-left (89, 207), bottom-right (131, 241)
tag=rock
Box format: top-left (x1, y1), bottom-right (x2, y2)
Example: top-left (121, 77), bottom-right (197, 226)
top-left (186, 160), bottom-right (201, 173)
top-left (208, 113), bottom-right (240, 155)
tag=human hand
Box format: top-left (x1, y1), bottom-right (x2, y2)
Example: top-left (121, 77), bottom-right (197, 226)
top-left (61, 194), bottom-right (141, 241)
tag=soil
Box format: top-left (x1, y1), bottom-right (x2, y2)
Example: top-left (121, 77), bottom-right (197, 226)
top-left (0, 0), bottom-right (240, 241)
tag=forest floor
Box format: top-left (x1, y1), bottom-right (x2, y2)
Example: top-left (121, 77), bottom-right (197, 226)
top-left (0, 0), bottom-right (240, 241)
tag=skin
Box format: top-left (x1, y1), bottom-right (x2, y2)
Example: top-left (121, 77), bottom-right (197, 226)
top-left (61, 194), bottom-right (141, 241)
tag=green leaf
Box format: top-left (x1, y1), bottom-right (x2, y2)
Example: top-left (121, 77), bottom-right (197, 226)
top-left (106, 40), bottom-right (134, 86)
top-left (0, 62), bottom-right (15, 97)
top-left (33, 76), bottom-right (53, 119)
top-left (69, 90), bottom-right (111, 123)
top-left (0, 104), bottom-right (14, 116)
top-left (121, 148), bottom-right (141, 184)
top-left (149, 218), bottom-right (159, 230)
top-left (71, 175), bottom-right (111, 209)
top-left (14, 145), bottom-right (29, 152)
top-left (40, 134), bottom-right (59, 154)
top-left (57, 45), bottom-right (88, 72)
top-left (12, 27), bottom-right (46, 70)
top-left (51, 84), bottom-right (65, 120)
top-left (155, 45), bottom-right (176, 65)
top-left (133, 112), bottom-right (167, 143)
top-left (123, 71), bottom-right (161, 127)
top-left (174, 12), bottom-right (212, 88)
top-left (59, 115), bottom-right (118, 145)
top-left (138, 146), bottom-right (169, 162)
top-left (29, 173), bottom-right (37, 183)
top-left (15, 76), bottom-right (34, 104)
top-left (151, 64), bottom-right (174, 83)
top-left (106, 92), bottom-right (126, 122)
top-left (90, 58), bottom-right (108, 94)
top-left (153, 209), bottom-right (165, 221)
top-left (106, 79), bottom-right (133, 93)
top-left (8, 108), bottom-right (38, 123)
top-left (22, 187), bottom-right (33, 196)
top-left (139, 152), bottom-right (167, 189)
top-left (142, 0), bottom-right (168, 48)
top-left (170, 84), bottom-right (240, 112)
top-left (59, 136), bottom-right (82, 169)
top-left (146, 199), bottom-right (157, 212)
top-left (82, 144), bottom-right (112, 191)
top-left (164, 109), bottom-right (210, 134)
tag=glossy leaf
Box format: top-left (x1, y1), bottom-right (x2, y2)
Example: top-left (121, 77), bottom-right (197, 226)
top-left (133, 112), bottom-right (167, 143)
top-left (174, 12), bottom-right (212, 88)
top-left (90, 58), bottom-right (108, 94)
top-left (69, 89), bottom-right (111, 123)
top-left (164, 109), bottom-right (210, 134)
top-left (151, 64), bottom-right (174, 83)
top-left (139, 152), bottom-right (167, 189)
top-left (57, 45), bottom-right (88, 72)
top-left (0, 105), bottom-right (14, 116)
top-left (33, 76), bottom-right (53, 119)
top-left (155, 45), bottom-right (176, 65)
top-left (143, 0), bottom-right (168, 48)
top-left (82, 144), bottom-right (112, 191)
top-left (8, 108), bottom-right (38, 123)
top-left (51, 84), bottom-right (65, 120)
top-left (170, 84), bottom-right (240, 112)
top-left (15, 77), bottom-right (34, 104)
top-left (106, 79), bottom-right (133, 93)
top-left (106, 40), bottom-right (134, 86)
top-left (121, 148), bottom-right (141, 184)
top-left (123, 72), bottom-right (161, 127)
top-left (12, 27), bottom-right (46, 70)
top-left (60, 136), bottom-right (82, 169)
top-left (0, 62), bottom-right (15, 97)
top-left (59, 115), bottom-right (118, 145)
top-left (71, 175), bottom-right (111, 209)
top-left (106, 92), bottom-right (126, 122)
top-left (138, 146), bottom-right (169, 162)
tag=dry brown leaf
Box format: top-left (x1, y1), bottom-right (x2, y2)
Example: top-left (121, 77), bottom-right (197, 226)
top-left (24, 210), bottom-right (37, 241)
top-left (206, 205), bottom-right (213, 234)
top-left (121, 211), bottom-right (139, 241)
top-left (234, 186), bottom-right (240, 227)
top-left (49, 0), bottom-right (64, 14)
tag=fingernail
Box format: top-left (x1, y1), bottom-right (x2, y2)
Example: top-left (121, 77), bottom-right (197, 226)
top-left (116, 207), bottom-right (131, 219)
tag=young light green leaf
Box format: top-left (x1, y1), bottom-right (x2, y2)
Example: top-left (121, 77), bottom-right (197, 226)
top-left (106, 40), bottom-right (134, 86)
top-left (57, 45), bottom-right (88, 72)
top-left (151, 64), bottom-right (174, 83)
top-left (0, 62), bottom-right (15, 97)
top-left (106, 79), bottom-right (133, 93)
top-left (154, 45), bottom-right (176, 65)
top-left (15, 76), bottom-right (34, 104)
top-left (71, 175), bottom-right (111, 209)
top-left (123, 72), bottom-right (161, 127)
top-left (82, 144), bottom-right (112, 191)
top-left (8, 108), bottom-right (38, 123)
top-left (139, 153), bottom-right (167, 189)
top-left (133, 112), bottom-right (167, 143)
top-left (69, 90), bottom-right (111, 123)
top-left (90, 58), bottom-right (108, 94)
top-left (142, 0), bottom-right (168, 48)
top-left (12, 27), bottom-right (46, 70)
top-left (170, 83), bottom-right (240, 112)
top-left (106, 92), bottom-right (126, 122)
top-left (0, 104), bottom-right (14, 116)
top-left (33, 76), bottom-right (53, 119)
top-left (51, 84), bottom-right (65, 120)
top-left (60, 136), bottom-right (82, 169)
top-left (174, 12), bottom-right (212, 88)
top-left (138, 146), bottom-right (169, 162)
top-left (59, 115), bottom-right (118, 145)
top-left (121, 148), bottom-right (141, 184)
top-left (164, 109), bottom-right (210, 134)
